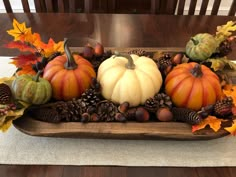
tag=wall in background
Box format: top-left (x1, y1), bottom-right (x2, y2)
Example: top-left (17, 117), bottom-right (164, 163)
top-left (0, 0), bottom-right (234, 15)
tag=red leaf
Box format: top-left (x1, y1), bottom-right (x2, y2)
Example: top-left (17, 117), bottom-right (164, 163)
top-left (10, 54), bottom-right (39, 68)
top-left (4, 41), bottom-right (36, 53)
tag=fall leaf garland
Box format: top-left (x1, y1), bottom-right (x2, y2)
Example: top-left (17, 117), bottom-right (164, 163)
top-left (5, 18), bottom-right (64, 75)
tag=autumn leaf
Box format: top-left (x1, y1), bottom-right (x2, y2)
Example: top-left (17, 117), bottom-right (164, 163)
top-left (35, 38), bottom-right (64, 57)
top-left (224, 120), bottom-right (236, 136)
top-left (215, 21), bottom-right (236, 44)
top-left (7, 19), bottom-right (32, 41)
top-left (223, 84), bottom-right (236, 106)
top-left (192, 116), bottom-right (225, 132)
top-left (4, 41), bottom-right (36, 53)
top-left (10, 54), bottom-right (38, 68)
top-left (0, 103), bottom-right (29, 132)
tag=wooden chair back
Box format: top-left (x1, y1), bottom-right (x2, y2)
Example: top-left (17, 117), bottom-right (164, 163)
top-left (3, 0), bottom-right (236, 15)
top-left (3, 0), bottom-right (30, 13)
top-left (175, 0), bottom-right (236, 16)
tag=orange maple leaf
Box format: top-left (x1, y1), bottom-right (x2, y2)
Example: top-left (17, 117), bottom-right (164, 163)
top-left (34, 38), bottom-right (64, 57)
top-left (192, 116), bottom-right (225, 132)
top-left (225, 120), bottom-right (236, 136)
top-left (223, 84), bottom-right (236, 106)
top-left (7, 19), bottom-right (32, 41)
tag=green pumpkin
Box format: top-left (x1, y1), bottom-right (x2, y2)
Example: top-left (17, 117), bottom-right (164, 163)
top-left (12, 71), bottom-right (52, 105)
top-left (186, 33), bottom-right (218, 61)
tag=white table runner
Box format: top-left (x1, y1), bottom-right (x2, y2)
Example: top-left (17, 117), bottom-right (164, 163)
top-left (0, 126), bottom-right (236, 166)
top-left (1, 57), bottom-right (236, 166)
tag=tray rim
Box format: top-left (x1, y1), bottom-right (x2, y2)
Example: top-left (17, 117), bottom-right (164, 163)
top-left (13, 115), bottom-right (229, 140)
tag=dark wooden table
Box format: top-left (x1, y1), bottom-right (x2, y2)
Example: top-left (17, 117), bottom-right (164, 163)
top-left (0, 13), bottom-right (236, 177)
top-left (0, 13), bottom-right (235, 58)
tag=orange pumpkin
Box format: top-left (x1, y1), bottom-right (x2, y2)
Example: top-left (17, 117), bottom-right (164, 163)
top-left (43, 39), bottom-right (96, 101)
top-left (165, 62), bottom-right (222, 111)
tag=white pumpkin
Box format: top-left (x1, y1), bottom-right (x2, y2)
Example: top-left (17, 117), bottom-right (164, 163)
top-left (97, 53), bottom-right (163, 107)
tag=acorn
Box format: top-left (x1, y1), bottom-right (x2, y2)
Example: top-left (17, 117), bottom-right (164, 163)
top-left (83, 45), bottom-right (94, 59)
top-left (81, 112), bottom-right (90, 123)
top-left (118, 102), bottom-right (130, 113)
top-left (115, 112), bottom-right (127, 122)
top-left (90, 113), bottom-right (100, 122)
top-left (135, 107), bottom-right (149, 122)
top-left (156, 107), bottom-right (173, 122)
top-left (94, 42), bottom-right (104, 57)
top-left (172, 53), bottom-right (183, 65)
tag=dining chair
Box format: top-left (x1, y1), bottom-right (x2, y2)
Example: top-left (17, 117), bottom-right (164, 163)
top-left (87, 0), bottom-right (235, 15)
top-left (174, 0), bottom-right (236, 16)
top-left (3, 0), bottom-right (30, 13)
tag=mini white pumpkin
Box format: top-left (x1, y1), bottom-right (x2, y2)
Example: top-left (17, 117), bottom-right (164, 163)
top-left (97, 52), bottom-right (163, 107)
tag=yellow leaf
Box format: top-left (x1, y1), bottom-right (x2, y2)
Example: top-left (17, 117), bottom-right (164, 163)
top-left (7, 19), bottom-right (32, 41)
top-left (192, 116), bottom-right (225, 132)
top-left (215, 21), bottom-right (236, 44)
top-left (225, 120), bottom-right (236, 136)
top-left (0, 101), bottom-right (29, 132)
top-left (223, 85), bottom-right (236, 106)
top-left (0, 119), bottom-right (13, 132)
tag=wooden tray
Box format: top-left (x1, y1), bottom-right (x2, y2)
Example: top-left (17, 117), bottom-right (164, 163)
top-left (12, 47), bottom-right (234, 140)
top-left (13, 114), bottom-right (229, 140)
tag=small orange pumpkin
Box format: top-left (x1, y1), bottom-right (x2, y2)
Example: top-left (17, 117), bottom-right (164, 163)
top-left (43, 39), bottom-right (96, 101)
top-left (165, 62), bottom-right (222, 111)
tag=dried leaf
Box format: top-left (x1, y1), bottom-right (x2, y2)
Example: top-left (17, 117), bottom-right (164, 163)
top-left (10, 54), bottom-right (38, 68)
top-left (224, 120), bottom-right (236, 136)
top-left (192, 116), bottom-right (225, 132)
top-left (206, 57), bottom-right (236, 71)
top-left (37, 38), bottom-right (64, 58)
top-left (215, 21), bottom-right (236, 44)
top-left (223, 85), bottom-right (236, 106)
top-left (7, 19), bottom-right (32, 41)
top-left (0, 103), bottom-right (29, 132)
top-left (4, 41), bottom-right (36, 53)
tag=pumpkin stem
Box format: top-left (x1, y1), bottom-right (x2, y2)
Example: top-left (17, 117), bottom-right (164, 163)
top-left (190, 64), bottom-right (203, 77)
top-left (191, 38), bottom-right (199, 45)
top-left (33, 70), bottom-right (43, 82)
top-left (113, 51), bottom-right (135, 69)
top-left (64, 38), bottom-right (78, 70)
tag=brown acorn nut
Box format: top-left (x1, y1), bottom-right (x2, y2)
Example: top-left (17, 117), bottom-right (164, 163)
top-left (156, 107), bottom-right (173, 122)
top-left (115, 112), bottom-right (127, 122)
top-left (118, 102), bottom-right (130, 113)
top-left (83, 45), bottom-right (94, 59)
top-left (135, 107), bottom-right (149, 122)
top-left (94, 42), bottom-right (104, 57)
top-left (172, 53), bottom-right (183, 65)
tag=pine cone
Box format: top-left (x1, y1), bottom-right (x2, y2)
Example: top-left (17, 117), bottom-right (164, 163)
top-left (28, 107), bottom-right (62, 123)
top-left (96, 100), bottom-right (118, 121)
top-left (214, 96), bottom-right (233, 117)
top-left (218, 40), bottom-right (232, 57)
top-left (0, 83), bottom-right (12, 104)
top-left (91, 50), bottom-right (113, 71)
top-left (80, 84), bottom-right (101, 114)
top-left (156, 54), bottom-right (172, 75)
top-left (154, 93), bottom-right (172, 108)
top-left (65, 99), bottom-right (82, 121)
top-left (172, 107), bottom-right (202, 125)
top-left (144, 98), bottom-right (159, 113)
top-left (128, 49), bottom-right (147, 56)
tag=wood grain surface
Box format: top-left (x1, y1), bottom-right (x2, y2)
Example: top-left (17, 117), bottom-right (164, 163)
top-left (0, 165), bottom-right (236, 177)
top-left (13, 114), bottom-right (229, 140)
